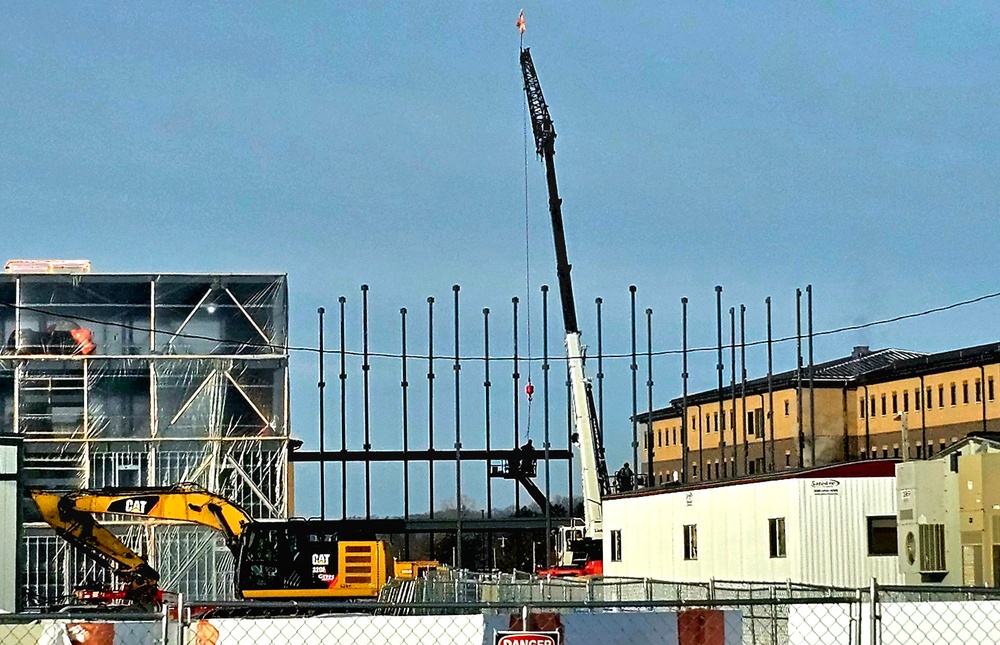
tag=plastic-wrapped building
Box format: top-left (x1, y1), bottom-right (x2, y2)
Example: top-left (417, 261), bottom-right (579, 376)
top-left (0, 269), bottom-right (289, 605)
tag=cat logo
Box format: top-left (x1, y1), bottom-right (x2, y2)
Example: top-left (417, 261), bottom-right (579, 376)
top-left (107, 496), bottom-right (160, 516)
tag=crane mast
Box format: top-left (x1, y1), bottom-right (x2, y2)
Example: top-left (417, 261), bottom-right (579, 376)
top-left (520, 48), bottom-right (610, 542)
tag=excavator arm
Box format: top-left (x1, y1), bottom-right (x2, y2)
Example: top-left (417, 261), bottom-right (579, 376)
top-left (31, 491), bottom-right (160, 605)
top-left (30, 484), bottom-right (253, 605)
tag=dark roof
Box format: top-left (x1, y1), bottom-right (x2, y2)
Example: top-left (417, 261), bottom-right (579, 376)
top-left (857, 342), bottom-right (1000, 385)
top-left (607, 459), bottom-right (898, 500)
top-left (637, 347), bottom-right (926, 422)
top-left (635, 342), bottom-right (1000, 423)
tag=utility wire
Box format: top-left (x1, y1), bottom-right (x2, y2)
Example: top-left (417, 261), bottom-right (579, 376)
top-left (1, 289), bottom-right (998, 363)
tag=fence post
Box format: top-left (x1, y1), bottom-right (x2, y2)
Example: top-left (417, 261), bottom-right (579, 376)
top-left (869, 578), bottom-right (879, 645)
top-left (160, 602), bottom-right (169, 645)
top-left (174, 593), bottom-right (184, 645)
top-left (855, 588), bottom-right (864, 645)
top-left (770, 584), bottom-right (778, 645)
top-left (521, 605), bottom-right (529, 631)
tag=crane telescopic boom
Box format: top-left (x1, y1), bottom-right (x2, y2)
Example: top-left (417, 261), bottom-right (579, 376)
top-left (520, 48), bottom-right (611, 544)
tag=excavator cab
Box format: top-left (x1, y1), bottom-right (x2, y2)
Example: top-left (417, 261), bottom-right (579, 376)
top-left (236, 521), bottom-right (391, 599)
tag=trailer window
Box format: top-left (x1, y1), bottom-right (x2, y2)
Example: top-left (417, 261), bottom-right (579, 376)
top-left (610, 530), bottom-right (622, 562)
top-left (683, 524), bottom-right (698, 560)
top-left (867, 516), bottom-right (898, 556)
top-left (768, 518), bottom-right (786, 558)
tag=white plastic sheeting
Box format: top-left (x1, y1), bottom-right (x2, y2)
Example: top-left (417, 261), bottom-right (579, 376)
top-left (2, 273), bottom-right (290, 605)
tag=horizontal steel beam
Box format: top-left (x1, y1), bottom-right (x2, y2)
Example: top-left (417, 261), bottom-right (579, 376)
top-left (308, 516), bottom-right (574, 534)
top-left (290, 448), bottom-right (573, 463)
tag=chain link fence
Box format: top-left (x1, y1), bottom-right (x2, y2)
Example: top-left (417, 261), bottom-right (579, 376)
top-left (2, 581), bottom-right (1000, 644)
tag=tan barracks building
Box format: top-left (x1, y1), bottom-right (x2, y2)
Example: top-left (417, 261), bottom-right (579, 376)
top-left (638, 343), bottom-right (1000, 485)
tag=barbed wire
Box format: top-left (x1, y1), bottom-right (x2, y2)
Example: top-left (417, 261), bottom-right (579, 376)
top-left (1, 288), bottom-right (998, 363)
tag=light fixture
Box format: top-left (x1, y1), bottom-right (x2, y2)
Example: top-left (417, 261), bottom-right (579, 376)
top-left (206, 303), bottom-right (217, 314)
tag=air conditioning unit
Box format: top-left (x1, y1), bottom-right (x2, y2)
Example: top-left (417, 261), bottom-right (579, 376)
top-left (897, 460), bottom-right (958, 583)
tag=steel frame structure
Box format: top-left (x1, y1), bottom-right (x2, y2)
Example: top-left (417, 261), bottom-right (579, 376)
top-left (0, 272), bottom-right (289, 606)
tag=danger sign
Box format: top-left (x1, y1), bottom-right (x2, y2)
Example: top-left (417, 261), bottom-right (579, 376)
top-left (495, 631), bottom-right (560, 645)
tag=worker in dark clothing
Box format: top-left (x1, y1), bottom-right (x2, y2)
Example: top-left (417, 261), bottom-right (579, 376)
top-left (519, 439), bottom-right (536, 476)
top-left (616, 462), bottom-right (635, 492)
top-left (508, 444), bottom-right (522, 475)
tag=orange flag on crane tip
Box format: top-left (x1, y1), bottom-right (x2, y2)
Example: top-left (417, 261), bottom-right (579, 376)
top-left (516, 10), bottom-right (526, 34)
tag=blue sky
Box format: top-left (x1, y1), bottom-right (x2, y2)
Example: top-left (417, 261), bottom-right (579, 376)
top-left (2, 4), bottom-right (999, 517)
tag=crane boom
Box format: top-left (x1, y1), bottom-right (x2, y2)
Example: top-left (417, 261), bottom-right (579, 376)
top-left (520, 48), bottom-right (610, 544)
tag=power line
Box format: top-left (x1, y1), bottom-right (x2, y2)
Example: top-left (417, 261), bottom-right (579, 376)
top-left (1, 289), bottom-right (998, 363)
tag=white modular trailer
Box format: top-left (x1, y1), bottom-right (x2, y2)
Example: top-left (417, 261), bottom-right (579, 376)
top-left (603, 461), bottom-right (903, 588)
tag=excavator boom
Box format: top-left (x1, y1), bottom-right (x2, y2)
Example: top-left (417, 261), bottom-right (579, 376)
top-left (30, 484), bottom-right (253, 605)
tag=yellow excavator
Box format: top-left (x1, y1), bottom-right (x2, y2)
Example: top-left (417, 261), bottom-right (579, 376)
top-left (30, 484), bottom-right (437, 606)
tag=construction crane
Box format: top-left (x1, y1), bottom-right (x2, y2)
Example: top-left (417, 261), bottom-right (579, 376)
top-left (519, 47), bottom-right (611, 577)
top-left (31, 485), bottom-right (436, 607)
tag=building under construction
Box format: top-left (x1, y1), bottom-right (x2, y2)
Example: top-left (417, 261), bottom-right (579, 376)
top-left (0, 263), bottom-right (289, 605)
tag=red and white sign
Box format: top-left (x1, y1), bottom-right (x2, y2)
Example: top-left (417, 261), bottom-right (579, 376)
top-left (495, 632), bottom-right (559, 645)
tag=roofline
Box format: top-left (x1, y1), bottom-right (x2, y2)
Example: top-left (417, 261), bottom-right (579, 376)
top-left (0, 272), bottom-right (288, 278)
top-left (636, 342), bottom-right (1000, 423)
top-left (607, 460), bottom-right (898, 500)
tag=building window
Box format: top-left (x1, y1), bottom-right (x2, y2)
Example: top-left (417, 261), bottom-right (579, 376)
top-left (881, 394), bottom-right (887, 416)
top-left (706, 414), bottom-right (711, 433)
top-left (871, 396), bottom-right (876, 416)
top-left (785, 451), bottom-right (791, 467)
top-left (893, 446), bottom-right (900, 458)
top-left (990, 377), bottom-right (996, 402)
top-left (903, 391), bottom-right (909, 412)
top-left (683, 524), bottom-right (698, 560)
top-left (915, 389), bottom-right (921, 411)
top-left (673, 428), bottom-right (677, 445)
top-left (768, 518), bottom-right (786, 558)
top-left (784, 400), bottom-right (790, 416)
top-left (867, 516), bottom-right (898, 556)
top-left (950, 383), bottom-right (957, 406)
top-left (658, 430), bottom-right (662, 447)
top-left (926, 443), bottom-right (933, 457)
top-left (692, 464), bottom-right (698, 479)
top-left (721, 411), bottom-right (726, 431)
top-left (926, 387), bottom-right (933, 409)
top-left (715, 412), bottom-right (720, 432)
top-left (715, 462), bottom-right (720, 479)
top-left (963, 381), bottom-right (969, 405)
top-left (749, 460), bottom-right (757, 475)
top-left (610, 529), bottom-right (623, 562)
top-left (747, 410), bottom-right (755, 435)
top-left (883, 447), bottom-right (889, 459)
top-left (938, 385), bottom-right (944, 408)
top-left (916, 445), bottom-right (924, 459)
top-left (976, 379), bottom-right (982, 403)
top-left (860, 397), bottom-right (866, 418)
top-left (892, 392), bottom-right (898, 414)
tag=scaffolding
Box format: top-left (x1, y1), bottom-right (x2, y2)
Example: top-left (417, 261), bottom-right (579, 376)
top-left (0, 272), bottom-right (289, 605)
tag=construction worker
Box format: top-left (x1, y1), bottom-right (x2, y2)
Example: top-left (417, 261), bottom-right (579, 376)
top-left (615, 462), bottom-right (635, 492)
top-left (519, 439), bottom-right (536, 476)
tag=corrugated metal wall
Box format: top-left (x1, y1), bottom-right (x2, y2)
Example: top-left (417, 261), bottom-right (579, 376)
top-left (603, 471), bottom-right (903, 587)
